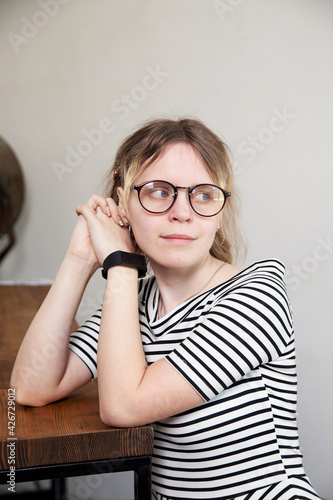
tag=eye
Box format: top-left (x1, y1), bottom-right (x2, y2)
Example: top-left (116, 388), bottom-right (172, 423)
top-left (196, 192), bottom-right (211, 202)
top-left (192, 189), bottom-right (213, 203)
top-left (150, 188), bottom-right (170, 199)
top-left (145, 182), bottom-right (174, 200)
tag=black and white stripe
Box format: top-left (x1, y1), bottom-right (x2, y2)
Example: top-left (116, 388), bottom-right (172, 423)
top-left (69, 310), bottom-right (101, 378)
top-left (69, 259), bottom-right (320, 499)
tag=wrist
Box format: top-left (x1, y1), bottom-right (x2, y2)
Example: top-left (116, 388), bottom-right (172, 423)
top-left (102, 251), bottom-right (147, 279)
top-left (103, 265), bottom-right (139, 301)
top-left (64, 251), bottom-right (100, 278)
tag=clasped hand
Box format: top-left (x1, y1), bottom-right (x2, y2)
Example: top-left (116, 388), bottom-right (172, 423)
top-left (69, 194), bottom-right (135, 269)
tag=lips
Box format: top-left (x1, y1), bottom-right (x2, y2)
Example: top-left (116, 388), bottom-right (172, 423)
top-left (162, 234), bottom-right (194, 240)
top-left (161, 234), bottom-right (195, 245)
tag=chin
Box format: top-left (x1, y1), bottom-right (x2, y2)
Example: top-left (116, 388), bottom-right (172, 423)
top-left (149, 252), bottom-right (200, 271)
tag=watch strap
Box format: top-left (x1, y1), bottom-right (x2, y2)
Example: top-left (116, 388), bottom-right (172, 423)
top-left (101, 251), bottom-right (147, 279)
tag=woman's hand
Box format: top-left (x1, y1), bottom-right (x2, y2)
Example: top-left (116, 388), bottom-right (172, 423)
top-left (66, 214), bottom-right (99, 271)
top-left (75, 194), bottom-right (135, 266)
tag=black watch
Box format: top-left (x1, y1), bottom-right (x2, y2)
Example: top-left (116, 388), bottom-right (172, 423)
top-left (101, 251), bottom-right (147, 279)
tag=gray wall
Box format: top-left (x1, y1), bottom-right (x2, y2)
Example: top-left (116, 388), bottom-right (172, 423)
top-left (0, 1), bottom-right (332, 498)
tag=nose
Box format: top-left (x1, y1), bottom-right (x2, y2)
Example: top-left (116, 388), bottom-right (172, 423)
top-left (168, 188), bottom-right (193, 222)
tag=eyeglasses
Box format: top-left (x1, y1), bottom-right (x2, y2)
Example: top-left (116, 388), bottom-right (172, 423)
top-left (133, 180), bottom-right (231, 217)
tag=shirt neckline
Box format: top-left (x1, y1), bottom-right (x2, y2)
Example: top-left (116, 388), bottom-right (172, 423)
top-left (144, 258), bottom-right (284, 327)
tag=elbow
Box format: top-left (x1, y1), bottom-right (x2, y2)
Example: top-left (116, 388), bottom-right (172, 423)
top-left (99, 405), bottom-right (129, 428)
top-left (99, 401), bottom-right (143, 428)
top-left (11, 386), bottom-right (49, 407)
top-left (10, 374), bottom-right (52, 407)
top-left (99, 410), bottom-right (120, 428)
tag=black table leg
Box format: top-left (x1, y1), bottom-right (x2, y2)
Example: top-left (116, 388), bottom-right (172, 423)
top-left (51, 478), bottom-right (66, 500)
top-left (134, 458), bottom-right (152, 500)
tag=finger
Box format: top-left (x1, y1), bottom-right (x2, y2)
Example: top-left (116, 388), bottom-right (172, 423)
top-left (75, 204), bottom-right (83, 216)
top-left (87, 194), bottom-right (110, 216)
top-left (75, 203), bottom-right (94, 218)
top-left (76, 203), bottom-right (107, 222)
top-left (117, 215), bottom-right (125, 227)
top-left (105, 197), bottom-right (128, 227)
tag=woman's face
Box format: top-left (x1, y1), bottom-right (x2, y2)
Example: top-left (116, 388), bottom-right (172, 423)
top-left (119, 142), bottom-right (221, 272)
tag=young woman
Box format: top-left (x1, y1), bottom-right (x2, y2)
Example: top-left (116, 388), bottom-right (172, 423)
top-left (11, 118), bottom-right (320, 499)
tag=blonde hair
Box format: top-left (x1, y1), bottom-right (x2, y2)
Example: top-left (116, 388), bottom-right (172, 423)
top-left (104, 117), bottom-right (245, 264)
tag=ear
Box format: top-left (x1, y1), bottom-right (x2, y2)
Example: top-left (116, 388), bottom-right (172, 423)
top-left (117, 187), bottom-right (127, 216)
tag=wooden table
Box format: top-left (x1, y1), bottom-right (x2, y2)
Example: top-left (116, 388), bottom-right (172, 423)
top-left (0, 285), bottom-right (154, 499)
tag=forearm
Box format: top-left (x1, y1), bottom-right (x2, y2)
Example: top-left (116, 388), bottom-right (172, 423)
top-left (10, 252), bottom-right (96, 402)
top-left (97, 266), bottom-right (147, 426)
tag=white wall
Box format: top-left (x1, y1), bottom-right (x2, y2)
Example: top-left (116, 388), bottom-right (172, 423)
top-left (0, 0), bottom-right (332, 498)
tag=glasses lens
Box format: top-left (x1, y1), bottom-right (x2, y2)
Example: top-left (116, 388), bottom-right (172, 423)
top-left (138, 181), bottom-right (175, 213)
top-left (190, 185), bottom-right (225, 216)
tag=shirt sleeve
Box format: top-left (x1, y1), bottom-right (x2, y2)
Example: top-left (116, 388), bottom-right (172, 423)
top-left (69, 309), bottom-right (101, 379)
top-left (165, 269), bottom-right (294, 402)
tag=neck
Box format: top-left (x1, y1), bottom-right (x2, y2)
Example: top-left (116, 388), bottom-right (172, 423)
top-left (153, 257), bottom-right (226, 318)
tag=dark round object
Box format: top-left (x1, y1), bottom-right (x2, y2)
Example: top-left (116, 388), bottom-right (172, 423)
top-left (0, 137), bottom-right (24, 235)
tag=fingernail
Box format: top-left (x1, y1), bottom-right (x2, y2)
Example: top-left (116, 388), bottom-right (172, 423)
top-left (106, 206), bottom-right (111, 217)
top-left (117, 215), bottom-right (125, 227)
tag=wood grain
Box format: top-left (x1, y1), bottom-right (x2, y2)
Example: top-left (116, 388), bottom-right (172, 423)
top-left (0, 286), bottom-right (153, 472)
top-left (0, 285), bottom-right (52, 387)
top-left (0, 385), bottom-right (154, 469)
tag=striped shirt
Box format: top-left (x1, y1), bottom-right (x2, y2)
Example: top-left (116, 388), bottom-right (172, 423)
top-left (69, 259), bottom-right (320, 499)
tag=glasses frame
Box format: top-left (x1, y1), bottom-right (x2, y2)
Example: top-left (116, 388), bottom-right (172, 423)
top-left (133, 180), bottom-right (231, 217)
